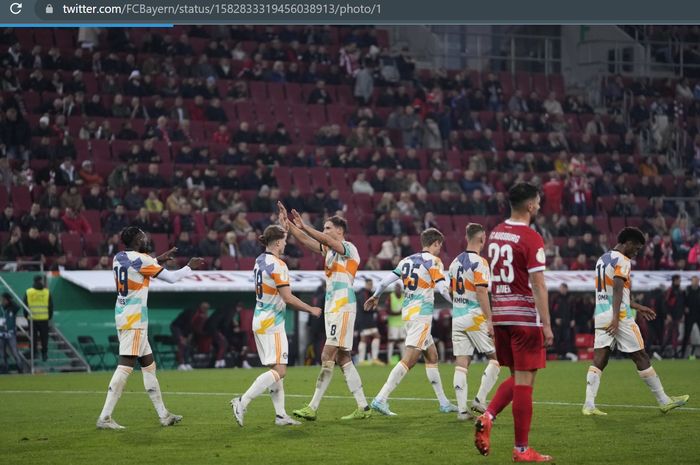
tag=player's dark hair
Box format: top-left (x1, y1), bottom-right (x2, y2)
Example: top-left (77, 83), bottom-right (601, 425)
top-left (617, 227), bottom-right (646, 246)
top-left (466, 223), bottom-right (485, 241)
top-left (421, 228), bottom-right (444, 247)
top-left (259, 225), bottom-right (286, 247)
top-left (121, 226), bottom-right (142, 248)
top-left (508, 182), bottom-right (539, 210)
top-left (326, 215), bottom-right (348, 233)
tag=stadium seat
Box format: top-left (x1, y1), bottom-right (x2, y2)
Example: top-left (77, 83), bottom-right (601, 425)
top-left (77, 336), bottom-right (107, 371)
top-left (60, 233), bottom-right (83, 258)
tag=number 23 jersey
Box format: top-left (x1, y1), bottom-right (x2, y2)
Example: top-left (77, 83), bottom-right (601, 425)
top-left (488, 220), bottom-right (546, 327)
top-left (392, 252), bottom-right (446, 321)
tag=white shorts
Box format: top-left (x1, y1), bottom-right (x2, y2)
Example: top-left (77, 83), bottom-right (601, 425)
top-left (325, 310), bottom-right (355, 350)
top-left (594, 319), bottom-right (644, 353)
top-left (388, 325), bottom-right (406, 341)
top-left (452, 314), bottom-right (495, 357)
top-left (118, 328), bottom-right (152, 357)
top-left (404, 318), bottom-right (434, 351)
top-left (255, 330), bottom-right (289, 366)
top-left (360, 328), bottom-right (380, 337)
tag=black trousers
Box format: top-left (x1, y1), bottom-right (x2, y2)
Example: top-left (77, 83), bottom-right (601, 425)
top-left (32, 320), bottom-right (49, 358)
top-left (682, 318), bottom-right (699, 356)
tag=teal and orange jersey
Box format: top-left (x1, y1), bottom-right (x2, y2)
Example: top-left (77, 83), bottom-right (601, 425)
top-left (323, 241), bottom-right (361, 314)
top-left (392, 252), bottom-right (446, 321)
top-left (112, 251), bottom-right (164, 330)
top-left (594, 250), bottom-right (633, 323)
top-left (253, 252), bottom-right (290, 335)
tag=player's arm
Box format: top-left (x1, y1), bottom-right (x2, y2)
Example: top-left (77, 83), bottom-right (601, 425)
top-left (365, 272), bottom-right (401, 311)
top-left (530, 271), bottom-right (553, 347)
top-left (630, 301), bottom-right (656, 321)
top-left (154, 258), bottom-right (205, 283)
top-left (290, 208), bottom-right (346, 255)
top-left (278, 201), bottom-right (323, 255)
top-left (475, 285), bottom-right (493, 337)
top-left (607, 276), bottom-right (626, 335)
top-left (154, 247), bottom-right (177, 264)
top-left (435, 279), bottom-right (452, 303)
top-left (278, 285), bottom-right (322, 317)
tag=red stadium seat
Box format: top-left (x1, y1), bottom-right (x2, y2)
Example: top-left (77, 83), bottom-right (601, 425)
top-left (60, 233), bottom-right (83, 258)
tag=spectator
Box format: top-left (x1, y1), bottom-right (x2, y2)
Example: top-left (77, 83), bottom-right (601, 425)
top-left (62, 207), bottom-right (92, 235)
top-left (232, 212), bottom-right (253, 235)
top-left (682, 276), bottom-right (700, 358)
top-left (307, 79), bottom-right (332, 104)
top-left (199, 230), bottom-right (221, 257)
top-left (239, 231), bottom-right (262, 257)
top-left (551, 284), bottom-right (577, 361)
top-left (220, 231), bottom-right (239, 257)
top-left (1, 227), bottom-right (24, 260)
top-left (379, 209), bottom-right (405, 236)
top-left (352, 172), bottom-right (374, 195)
top-left (251, 185), bottom-right (272, 212)
top-left (664, 275), bottom-right (685, 357)
top-left (170, 306), bottom-right (197, 370)
top-left (0, 292), bottom-right (26, 373)
top-left (570, 253), bottom-right (589, 271)
top-left (78, 160), bottom-right (104, 186)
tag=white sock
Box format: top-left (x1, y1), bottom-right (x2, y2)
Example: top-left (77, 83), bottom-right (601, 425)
top-left (309, 361), bottom-right (335, 410)
top-left (454, 366), bottom-right (468, 413)
top-left (638, 367), bottom-right (671, 405)
top-left (142, 362), bottom-right (168, 418)
top-left (476, 360), bottom-right (500, 403)
top-left (426, 364), bottom-right (449, 405)
top-left (241, 370), bottom-right (279, 410)
top-left (387, 341), bottom-right (395, 360)
top-left (370, 338), bottom-right (380, 361)
top-left (376, 361), bottom-right (408, 402)
top-left (99, 365), bottom-right (132, 419)
top-left (342, 362), bottom-right (368, 409)
top-left (358, 341), bottom-right (367, 362)
top-left (584, 366), bottom-right (602, 408)
top-left (269, 379), bottom-right (286, 417)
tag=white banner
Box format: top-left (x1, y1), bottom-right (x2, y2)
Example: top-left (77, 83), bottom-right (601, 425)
top-left (60, 270), bottom-right (699, 293)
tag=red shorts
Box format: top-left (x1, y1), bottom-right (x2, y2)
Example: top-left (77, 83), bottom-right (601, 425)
top-left (494, 325), bottom-right (546, 371)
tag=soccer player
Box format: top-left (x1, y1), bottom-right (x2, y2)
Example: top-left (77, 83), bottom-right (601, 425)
top-left (473, 182), bottom-right (554, 462)
top-left (448, 223), bottom-right (500, 421)
top-left (96, 227), bottom-right (205, 430)
top-left (364, 228), bottom-right (458, 416)
top-left (386, 283), bottom-right (405, 363)
top-left (231, 225), bottom-right (322, 427)
top-left (356, 278), bottom-right (384, 366)
top-left (582, 227), bottom-right (689, 416)
top-left (277, 203), bottom-right (372, 421)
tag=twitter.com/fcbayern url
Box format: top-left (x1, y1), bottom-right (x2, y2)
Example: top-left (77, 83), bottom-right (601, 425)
top-left (60, 3), bottom-right (383, 17)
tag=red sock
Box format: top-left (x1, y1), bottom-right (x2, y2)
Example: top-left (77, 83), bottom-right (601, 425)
top-left (485, 375), bottom-right (514, 419)
top-left (512, 385), bottom-right (533, 448)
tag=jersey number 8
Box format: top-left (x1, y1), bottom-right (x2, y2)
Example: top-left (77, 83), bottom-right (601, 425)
top-left (488, 243), bottom-right (514, 284)
top-left (255, 269), bottom-right (263, 299)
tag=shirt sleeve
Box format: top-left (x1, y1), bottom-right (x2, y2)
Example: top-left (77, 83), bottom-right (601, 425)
top-left (272, 260), bottom-right (290, 287)
top-left (392, 259), bottom-right (403, 277)
top-left (614, 257), bottom-right (631, 280)
top-left (429, 258), bottom-right (446, 283)
top-left (474, 258), bottom-right (490, 287)
top-left (526, 232), bottom-right (547, 274)
top-left (139, 254), bottom-right (164, 278)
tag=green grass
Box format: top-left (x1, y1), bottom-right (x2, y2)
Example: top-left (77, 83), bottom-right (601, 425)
top-left (0, 361), bottom-right (698, 465)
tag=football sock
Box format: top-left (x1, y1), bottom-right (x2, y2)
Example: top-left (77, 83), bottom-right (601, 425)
top-left (584, 366), bottom-right (602, 408)
top-left (358, 341), bottom-right (367, 362)
top-left (241, 370), bottom-right (279, 410)
top-left (99, 365), bottom-right (132, 419)
top-left (269, 379), bottom-right (286, 417)
top-left (309, 361), bottom-right (335, 410)
top-left (376, 361), bottom-right (409, 402)
top-left (476, 360), bottom-right (500, 404)
top-left (370, 338), bottom-right (380, 361)
top-left (512, 385), bottom-right (533, 449)
top-left (426, 364), bottom-right (449, 405)
top-left (142, 362), bottom-right (168, 418)
top-left (342, 362), bottom-right (368, 409)
top-left (486, 375), bottom-right (515, 419)
top-left (638, 367), bottom-right (671, 405)
top-left (453, 366), bottom-right (468, 413)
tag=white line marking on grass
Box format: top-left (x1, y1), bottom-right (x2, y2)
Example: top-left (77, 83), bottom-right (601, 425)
top-left (0, 390), bottom-right (697, 412)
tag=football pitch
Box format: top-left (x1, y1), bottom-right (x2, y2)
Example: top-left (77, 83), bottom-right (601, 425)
top-left (0, 361), bottom-right (697, 465)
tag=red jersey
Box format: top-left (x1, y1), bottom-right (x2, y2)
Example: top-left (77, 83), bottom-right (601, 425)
top-left (488, 220), bottom-right (546, 327)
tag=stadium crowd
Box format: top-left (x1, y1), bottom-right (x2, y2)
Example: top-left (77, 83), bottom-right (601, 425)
top-left (0, 26), bottom-right (699, 360)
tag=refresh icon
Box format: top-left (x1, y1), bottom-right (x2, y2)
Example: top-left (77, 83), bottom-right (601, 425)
top-left (10, 3), bottom-right (23, 15)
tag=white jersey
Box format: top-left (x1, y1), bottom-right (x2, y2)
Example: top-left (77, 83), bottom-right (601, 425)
top-left (449, 251), bottom-right (490, 326)
top-left (112, 251), bottom-right (163, 330)
top-left (594, 249), bottom-right (633, 326)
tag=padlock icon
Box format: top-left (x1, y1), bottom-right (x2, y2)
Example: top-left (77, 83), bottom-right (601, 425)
top-left (45, 4), bottom-right (54, 14)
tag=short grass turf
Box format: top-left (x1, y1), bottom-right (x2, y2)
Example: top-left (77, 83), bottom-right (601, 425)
top-left (0, 360), bottom-right (698, 465)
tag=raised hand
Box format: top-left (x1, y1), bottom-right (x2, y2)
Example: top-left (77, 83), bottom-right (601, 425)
top-left (187, 257), bottom-right (206, 269)
top-left (290, 209), bottom-right (305, 229)
top-left (364, 296), bottom-right (378, 312)
top-left (156, 247), bottom-right (178, 264)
